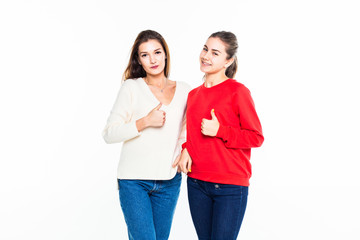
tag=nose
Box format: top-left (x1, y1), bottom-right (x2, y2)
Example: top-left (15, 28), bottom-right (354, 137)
top-left (202, 51), bottom-right (210, 61)
top-left (149, 54), bottom-right (156, 64)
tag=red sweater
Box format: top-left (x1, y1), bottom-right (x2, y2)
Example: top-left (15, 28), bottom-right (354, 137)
top-left (184, 79), bottom-right (264, 186)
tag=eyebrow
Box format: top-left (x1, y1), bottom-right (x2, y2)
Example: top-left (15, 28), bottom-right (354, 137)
top-left (139, 48), bottom-right (162, 54)
top-left (204, 45), bottom-right (221, 53)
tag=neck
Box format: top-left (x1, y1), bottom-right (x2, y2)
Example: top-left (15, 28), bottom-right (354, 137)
top-left (204, 72), bottom-right (229, 88)
top-left (145, 74), bottom-right (166, 88)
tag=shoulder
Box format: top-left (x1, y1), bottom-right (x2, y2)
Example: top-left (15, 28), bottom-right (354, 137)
top-left (227, 80), bottom-right (255, 106)
top-left (226, 79), bottom-right (251, 94)
top-left (175, 81), bottom-right (192, 92)
top-left (122, 78), bottom-right (143, 86)
top-left (188, 84), bottom-right (202, 97)
top-left (171, 81), bottom-right (193, 99)
top-left (121, 78), bottom-right (143, 91)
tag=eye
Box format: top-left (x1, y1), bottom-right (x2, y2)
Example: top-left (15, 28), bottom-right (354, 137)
top-left (155, 51), bottom-right (162, 54)
top-left (203, 47), bottom-right (208, 52)
top-left (213, 52), bottom-right (219, 56)
top-left (141, 54), bottom-right (147, 57)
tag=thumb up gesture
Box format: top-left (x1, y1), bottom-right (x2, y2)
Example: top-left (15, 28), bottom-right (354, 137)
top-left (201, 109), bottom-right (220, 137)
top-left (147, 103), bottom-right (166, 127)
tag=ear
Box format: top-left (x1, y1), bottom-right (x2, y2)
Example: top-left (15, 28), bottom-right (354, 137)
top-left (224, 58), bottom-right (234, 68)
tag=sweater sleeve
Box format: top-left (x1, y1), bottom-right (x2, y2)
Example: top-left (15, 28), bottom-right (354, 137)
top-left (178, 112), bottom-right (187, 146)
top-left (216, 86), bottom-right (264, 149)
top-left (171, 112), bottom-right (187, 159)
top-left (179, 83), bottom-right (192, 152)
top-left (102, 83), bottom-right (141, 144)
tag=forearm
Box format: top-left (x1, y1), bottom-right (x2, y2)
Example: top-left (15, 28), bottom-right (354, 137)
top-left (136, 116), bottom-right (150, 132)
top-left (103, 83), bottom-right (141, 144)
top-left (103, 121), bottom-right (141, 144)
top-left (217, 88), bottom-right (264, 149)
top-left (216, 125), bottom-right (264, 149)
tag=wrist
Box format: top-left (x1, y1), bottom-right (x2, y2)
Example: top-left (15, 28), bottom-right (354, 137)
top-left (136, 116), bottom-right (149, 132)
top-left (215, 124), bottom-right (225, 138)
top-left (143, 115), bottom-right (150, 128)
top-left (215, 123), bottom-right (220, 135)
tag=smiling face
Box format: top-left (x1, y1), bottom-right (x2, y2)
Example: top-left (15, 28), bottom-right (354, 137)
top-left (199, 37), bottom-right (233, 75)
top-left (138, 39), bottom-right (166, 77)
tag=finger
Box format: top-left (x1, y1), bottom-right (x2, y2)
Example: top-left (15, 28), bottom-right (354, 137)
top-left (187, 158), bottom-right (192, 173)
top-left (180, 159), bottom-right (188, 174)
top-left (201, 120), bottom-right (207, 128)
top-left (154, 103), bottom-right (162, 111)
top-left (179, 161), bottom-right (185, 173)
top-left (172, 155), bottom-right (180, 168)
top-left (211, 109), bottom-right (217, 121)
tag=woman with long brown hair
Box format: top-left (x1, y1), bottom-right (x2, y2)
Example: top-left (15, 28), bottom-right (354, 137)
top-left (103, 30), bottom-right (191, 240)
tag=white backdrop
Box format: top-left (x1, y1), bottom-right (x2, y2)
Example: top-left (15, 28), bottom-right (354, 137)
top-left (1, 0), bottom-right (360, 239)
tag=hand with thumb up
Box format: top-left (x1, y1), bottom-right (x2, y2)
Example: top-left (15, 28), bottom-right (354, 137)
top-left (136, 103), bottom-right (166, 132)
top-left (146, 103), bottom-right (166, 127)
top-left (201, 109), bottom-right (220, 137)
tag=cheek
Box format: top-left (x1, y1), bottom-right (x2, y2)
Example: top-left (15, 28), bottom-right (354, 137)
top-left (140, 58), bottom-right (151, 68)
top-left (214, 57), bottom-right (226, 66)
top-left (159, 55), bottom-right (166, 65)
top-left (138, 58), bottom-right (145, 66)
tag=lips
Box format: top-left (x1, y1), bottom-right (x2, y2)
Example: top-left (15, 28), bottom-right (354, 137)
top-left (151, 65), bottom-right (159, 69)
top-left (201, 61), bottom-right (211, 66)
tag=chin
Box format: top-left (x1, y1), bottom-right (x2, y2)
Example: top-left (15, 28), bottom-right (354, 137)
top-left (200, 67), bottom-right (211, 73)
top-left (147, 68), bottom-right (163, 75)
top-left (149, 70), bottom-right (165, 77)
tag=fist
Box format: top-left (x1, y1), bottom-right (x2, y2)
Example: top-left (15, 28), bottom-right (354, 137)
top-left (147, 103), bottom-right (166, 127)
top-left (201, 109), bottom-right (219, 137)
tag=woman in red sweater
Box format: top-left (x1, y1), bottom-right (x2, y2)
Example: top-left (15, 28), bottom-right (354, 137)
top-left (173, 31), bottom-right (264, 239)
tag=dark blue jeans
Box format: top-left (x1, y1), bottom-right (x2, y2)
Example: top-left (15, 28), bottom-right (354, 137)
top-left (187, 177), bottom-right (248, 240)
top-left (118, 173), bottom-right (181, 240)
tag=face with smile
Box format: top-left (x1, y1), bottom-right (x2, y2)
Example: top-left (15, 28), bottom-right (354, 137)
top-left (138, 39), bottom-right (166, 77)
top-left (200, 37), bottom-right (233, 75)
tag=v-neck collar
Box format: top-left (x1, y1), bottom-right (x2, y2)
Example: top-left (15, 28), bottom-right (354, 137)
top-left (139, 78), bottom-right (178, 107)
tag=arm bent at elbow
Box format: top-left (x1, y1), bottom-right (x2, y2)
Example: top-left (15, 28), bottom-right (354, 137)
top-left (216, 125), bottom-right (264, 149)
top-left (102, 121), bottom-right (141, 144)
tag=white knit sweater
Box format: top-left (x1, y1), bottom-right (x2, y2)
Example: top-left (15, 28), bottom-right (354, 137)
top-left (103, 78), bottom-right (191, 180)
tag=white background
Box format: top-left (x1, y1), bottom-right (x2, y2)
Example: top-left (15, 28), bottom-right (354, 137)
top-left (1, 0), bottom-right (360, 239)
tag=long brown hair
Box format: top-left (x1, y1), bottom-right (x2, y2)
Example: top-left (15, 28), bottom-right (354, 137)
top-left (209, 31), bottom-right (238, 79)
top-left (122, 30), bottom-right (170, 81)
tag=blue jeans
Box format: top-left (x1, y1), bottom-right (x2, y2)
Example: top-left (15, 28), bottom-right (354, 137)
top-left (187, 177), bottom-right (248, 240)
top-left (118, 173), bottom-right (181, 240)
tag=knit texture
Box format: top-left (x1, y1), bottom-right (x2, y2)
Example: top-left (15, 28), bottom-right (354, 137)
top-left (103, 78), bottom-right (191, 180)
top-left (185, 79), bottom-right (264, 186)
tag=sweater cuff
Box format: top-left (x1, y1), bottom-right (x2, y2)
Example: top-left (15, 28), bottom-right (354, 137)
top-left (128, 121), bottom-right (142, 138)
top-left (216, 124), bottom-right (227, 140)
top-left (181, 142), bottom-right (187, 152)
